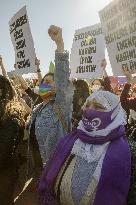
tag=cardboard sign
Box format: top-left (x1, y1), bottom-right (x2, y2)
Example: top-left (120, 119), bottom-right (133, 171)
top-left (9, 6), bottom-right (36, 75)
top-left (70, 24), bottom-right (105, 79)
top-left (99, 0), bottom-right (136, 76)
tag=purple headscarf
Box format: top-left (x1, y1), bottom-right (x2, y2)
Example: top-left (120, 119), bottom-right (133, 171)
top-left (38, 126), bottom-right (131, 205)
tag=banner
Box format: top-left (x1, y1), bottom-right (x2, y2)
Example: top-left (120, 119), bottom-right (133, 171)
top-left (9, 6), bottom-right (36, 75)
top-left (70, 24), bottom-right (105, 79)
top-left (99, 0), bottom-right (136, 76)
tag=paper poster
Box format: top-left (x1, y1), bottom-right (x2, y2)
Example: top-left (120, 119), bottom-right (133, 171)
top-left (70, 23), bottom-right (105, 79)
top-left (9, 6), bottom-right (36, 75)
top-left (99, 0), bottom-right (136, 76)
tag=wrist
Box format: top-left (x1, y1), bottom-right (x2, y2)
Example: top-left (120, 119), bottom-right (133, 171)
top-left (56, 41), bottom-right (64, 53)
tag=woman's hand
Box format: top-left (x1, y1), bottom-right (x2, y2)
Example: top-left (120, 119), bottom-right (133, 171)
top-left (48, 25), bottom-right (64, 53)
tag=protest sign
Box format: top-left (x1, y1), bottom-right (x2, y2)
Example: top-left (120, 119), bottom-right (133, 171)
top-left (70, 24), bottom-right (105, 79)
top-left (9, 6), bottom-right (36, 75)
top-left (99, 0), bottom-right (136, 76)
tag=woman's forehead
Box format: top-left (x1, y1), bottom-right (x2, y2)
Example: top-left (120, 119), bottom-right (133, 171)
top-left (87, 98), bottom-right (101, 105)
top-left (43, 75), bottom-right (53, 81)
top-left (93, 79), bottom-right (101, 85)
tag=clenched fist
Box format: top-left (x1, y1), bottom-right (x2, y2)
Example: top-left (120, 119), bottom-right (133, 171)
top-left (48, 25), bottom-right (64, 53)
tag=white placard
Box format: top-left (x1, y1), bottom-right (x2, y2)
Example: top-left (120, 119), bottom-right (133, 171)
top-left (70, 23), bottom-right (105, 79)
top-left (99, 0), bottom-right (136, 76)
top-left (9, 6), bottom-right (36, 75)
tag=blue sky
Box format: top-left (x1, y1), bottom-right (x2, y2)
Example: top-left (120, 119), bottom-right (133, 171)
top-left (0, 0), bottom-right (113, 76)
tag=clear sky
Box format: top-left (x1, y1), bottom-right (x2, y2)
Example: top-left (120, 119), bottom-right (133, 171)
top-left (0, 0), bottom-right (113, 77)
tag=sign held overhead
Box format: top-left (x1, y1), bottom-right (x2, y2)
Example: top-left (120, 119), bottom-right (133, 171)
top-left (70, 23), bottom-right (105, 79)
top-left (9, 6), bottom-right (36, 75)
top-left (99, 0), bottom-right (136, 76)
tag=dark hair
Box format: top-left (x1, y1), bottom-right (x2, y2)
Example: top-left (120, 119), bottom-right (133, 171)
top-left (0, 75), bottom-right (24, 122)
top-left (72, 79), bottom-right (90, 125)
top-left (41, 72), bottom-right (54, 83)
top-left (74, 79), bottom-right (90, 95)
top-left (74, 79), bottom-right (89, 89)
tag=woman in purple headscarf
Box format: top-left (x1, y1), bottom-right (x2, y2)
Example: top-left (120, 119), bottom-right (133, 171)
top-left (38, 90), bottom-right (131, 205)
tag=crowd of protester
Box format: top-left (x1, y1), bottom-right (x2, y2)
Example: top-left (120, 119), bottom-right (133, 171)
top-left (0, 25), bottom-right (136, 205)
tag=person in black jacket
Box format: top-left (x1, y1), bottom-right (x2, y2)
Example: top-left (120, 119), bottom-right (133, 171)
top-left (72, 79), bottom-right (90, 128)
top-left (0, 75), bottom-right (24, 205)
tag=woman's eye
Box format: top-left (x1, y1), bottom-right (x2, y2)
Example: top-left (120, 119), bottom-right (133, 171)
top-left (94, 104), bottom-right (104, 109)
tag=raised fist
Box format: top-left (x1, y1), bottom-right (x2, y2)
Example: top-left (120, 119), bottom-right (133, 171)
top-left (48, 25), bottom-right (63, 44)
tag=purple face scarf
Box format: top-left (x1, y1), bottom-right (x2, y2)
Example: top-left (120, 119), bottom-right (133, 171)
top-left (82, 105), bottom-right (118, 131)
top-left (38, 126), bottom-right (131, 205)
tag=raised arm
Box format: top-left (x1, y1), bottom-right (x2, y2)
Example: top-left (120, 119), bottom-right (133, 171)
top-left (120, 68), bottom-right (136, 112)
top-left (48, 25), bottom-right (73, 130)
top-left (101, 59), bottom-right (108, 78)
top-left (48, 25), bottom-right (64, 53)
top-left (0, 56), bottom-right (10, 80)
top-left (101, 59), bottom-right (113, 92)
top-left (19, 97), bottom-right (32, 114)
top-left (35, 57), bottom-right (42, 84)
top-left (16, 75), bottom-right (42, 105)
